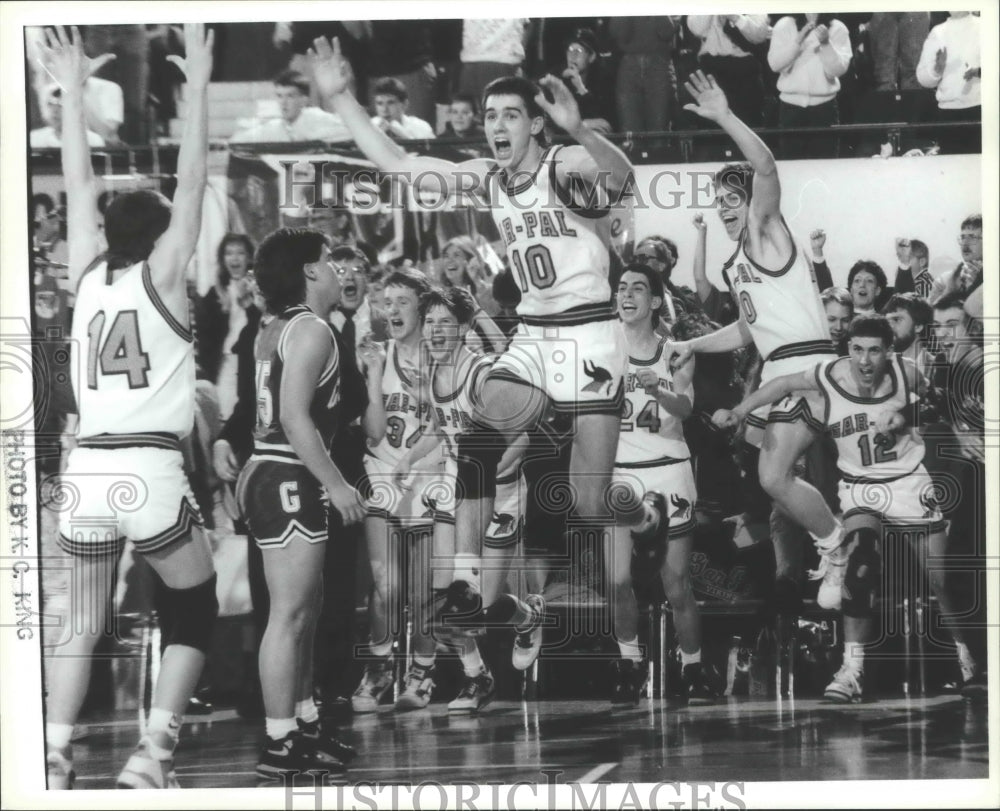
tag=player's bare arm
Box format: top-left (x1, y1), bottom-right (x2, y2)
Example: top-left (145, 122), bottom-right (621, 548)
top-left (638, 355), bottom-right (695, 420)
top-left (311, 35), bottom-right (490, 199)
top-left (665, 314), bottom-right (753, 369)
top-left (712, 370), bottom-right (818, 429)
top-left (38, 26), bottom-right (113, 286)
top-left (147, 23), bottom-right (214, 317)
top-left (358, 338), bottom-right (388, 444)
top-left (539, 75), bottom-right (634, 203)
top-left (684, 70), bottom-right (792, 260)
top-left (280, 319), bottom-right (363, 524)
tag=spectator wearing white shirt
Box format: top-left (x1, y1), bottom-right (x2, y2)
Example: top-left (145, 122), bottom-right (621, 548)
top-left (457, 19), bottom-right (528, 98)
top-left (30, 85), bottom-right (105, 148)
top-left (916, 11), bottom-right (981, 154)
top-left (230, 70), bottom-right (352, 144)
top-left (768, 13), bottom-right (852, 158)
top-left (370, 78), bottom-right (436, 140)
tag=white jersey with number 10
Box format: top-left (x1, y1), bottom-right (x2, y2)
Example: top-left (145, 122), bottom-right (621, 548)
top-left (71, 260), bottom-right (194, 439)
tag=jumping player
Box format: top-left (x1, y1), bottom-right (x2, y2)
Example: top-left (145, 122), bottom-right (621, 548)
top-left (714, 314), bottom-right (986, 702)
top-left (611, 265), bottom-right (716, 705)
top-left (310, 37), bottom-right (658, 663)
top-left (42, 25), bottom-right (217, 790)
top-left (667, 71), bottom-right (845, 608)
top-left (235, 228), bottom-right (366, 779)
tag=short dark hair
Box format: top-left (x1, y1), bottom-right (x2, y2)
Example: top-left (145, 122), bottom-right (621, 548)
top-left (215, 232), bottom-right (255, 288)
top-left (31, 193), bottom-right (55, 214)
top-left (331, 244), bottom-right (369, 273)
top-left (273, 69), bottom-right (310, 96)
top-left (492, 269), bottom-right (522, 308)
top-left (103, 189), bottom-right (172, 271)
top-left (420, 285), bottom-right (476, 325)
top-left (883, 292), bottom-right (933, 327)
top-left (847, 260), bottom-right (888, 292)
top-left (372, 77), bottom-right (407, 102)
top-left (847, 312), bottom-right (894, 347)
top-left (909, 239), bottom-right (929, 264)
top-left (960, 214), bottom-right (982, 231)
top-left (482, 76), bottom-right (547, 145)
top-left (254, 227), bottom-right (327, 314)
top-left (714, 162), bottom-right (754, 207)
top-left (821, 286), bottom-right (854, 310)
top-left (932, 291), bottom-right (968, 313)
top-left (384, 267), bottom-right (431, 297)
top-left (450, 94), bottom-right (480, 115)
top-left (619, 262), bottom-right (665, 327)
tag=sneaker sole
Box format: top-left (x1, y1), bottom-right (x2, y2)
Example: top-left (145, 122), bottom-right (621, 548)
top-left (449, 693), bottom-right (496, 714)
top-left (395, 699), bottom-right (431, 711)
top-left (823, 690), bottom-right (861, 704)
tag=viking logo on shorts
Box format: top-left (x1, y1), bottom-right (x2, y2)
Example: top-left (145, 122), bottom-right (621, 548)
top-left (581, 360), bottom-right (613, 395)
top-left (489, 512), bottom-right (517, 536)
top-left (920, 487), bottom-right (939, 519)
top-left (670, 493), bottom-right (691, 519)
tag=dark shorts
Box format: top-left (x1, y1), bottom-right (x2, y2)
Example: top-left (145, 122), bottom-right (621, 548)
top-left (236, 458), bottom-right (328, 549)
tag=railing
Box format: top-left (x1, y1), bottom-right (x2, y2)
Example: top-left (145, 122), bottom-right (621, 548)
top-left (27, 120), bottom-right (981, 175)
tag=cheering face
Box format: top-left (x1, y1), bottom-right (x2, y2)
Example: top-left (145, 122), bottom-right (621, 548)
top-left (850, 270), bottom-right (881, 310)
top-left (617, 271), bottom-right (661, 327)
top-left (885, 309), bottom-right (918, 351)
top-left (338, 259), bottom-right (368, 312)
top-left (423, 304), bottom-right (466, 363)
top-left (957, 226), bottom-right (983, 264)
top-left (825, 301), bottom-right (853, 345)
top-left (275, 84), bottom-right (309, 124)
top-left (223, 242), bottom-right (251, 280)
top-left (715, 180), bottom-right (749, 242)
top-left (441, 245), bottom-right (471, 287)
top-left (933, 305), bottom-right (970, 360)
top-left (483, 93), bottom-right (543, 171)
top-left (848, 335), bottom-right (891, 389)
top-left (383, 284), bottom-right (421, 341)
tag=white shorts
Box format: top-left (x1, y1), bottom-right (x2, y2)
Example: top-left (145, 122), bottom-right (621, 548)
top-left (484, 471), bottom-right (526, 549)
top-left (612, 458), bottom-right (697, 540)
top-left (839, 465), bottom-right (947, 533)
top-left (491, 316), bottom-right (627, 415)
top-left (57, 443), bottom-right (202, 558)
top-left (746, 351), bottom-right (833, 446)
top-left (362, 455), bottom-right (453, 527)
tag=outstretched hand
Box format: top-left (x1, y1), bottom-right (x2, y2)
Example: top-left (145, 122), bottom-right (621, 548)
top-left (37, 26), bottom-right (115, 92)
top-left (535, 75), bottom-right (583, 134)
top-left (166, 23), bottom-right (214, 88)
top-left (683, 71), bottom-right (730, 123)
top-left (308, 35), bottom-right (354, 99)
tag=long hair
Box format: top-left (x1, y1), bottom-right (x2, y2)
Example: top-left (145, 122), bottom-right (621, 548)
top-left (254, 227), bottom-right (327, 314)
top-left (215, 232), bottom-right (255, 290)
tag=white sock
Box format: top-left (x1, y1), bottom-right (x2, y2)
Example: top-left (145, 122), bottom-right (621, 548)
top-left (617, 636), bottom-right (643, 663)
top-left (680, 649), bottom-right (702, 667)
top-left (458, 644), bottom-right (486, 677)
top-left (843, 641), bottom-right (865, 674)
top-left (810, 521), bottom-right (844, 552)
top-left (265, 717), bottom-right (298, 741)
top-left (956, 642), bottom-right (976, 681)
top-left (453, 553), bottom-right (481, 589)
top-left (145, 709), bottom-right (181, 759)
top-left (46, 722), bottom-right (74, 751)
top-left (413, 654), bottom-right (435, 669)
top-left (370, 639), bottom-right (393, 658)
top-left (295, 697), bottom-right (319, 725)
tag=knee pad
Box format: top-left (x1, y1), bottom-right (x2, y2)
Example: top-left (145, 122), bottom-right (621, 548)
top-left (161, 574), bottom-right (219, 653)
top-left (842, 527), bottom-right (882, 619)
top-left (456, 425), bottom-right (507, 502)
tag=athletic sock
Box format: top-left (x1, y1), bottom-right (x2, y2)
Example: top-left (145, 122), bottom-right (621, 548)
top-left (617, 636), bottom-right (643, 664)
top-left (145, 709), bottom-right (181, 759)
top-left (46, 722), bottom-right (74, 751)
top-left (810, 521), bottom-right (844, 553)
top-left (370, 639), bottom-right (393, 658)
top-left (412, 655), bottom-right (436, 670)
top-left (265, 717), bottom-right (299, 741)
top-left (680, 649), bottom-right (702, 667)
top-left (458, 641), bottom-right (486, 677)
top-left (295, 697), bottom-right (320, 725)
top-left (453, 553), bottom-right (481, 591)
top-left (843, 641), bottom-right (865, 675)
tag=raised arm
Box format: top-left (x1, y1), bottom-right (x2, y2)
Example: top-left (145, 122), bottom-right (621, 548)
top-left (147, 24), bottom-right (214, 315)
top-left (310, 36), bottom-right (489, 197)
top-left (357, 338), bottom-right (388, 444)
top-left (690, 213), bottom-right (713, 303)
top-left (38, 27), bottom-right (114, 285)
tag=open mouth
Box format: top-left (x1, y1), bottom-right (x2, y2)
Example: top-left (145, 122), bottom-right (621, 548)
top-left (721, 212), bottom-right (739, 226)
top-left (620, 302), bottom-right (637, 313)
top-left (342, 283), bottom-right (358, 298)
top-left (493, 137), bottom-right (512, 160)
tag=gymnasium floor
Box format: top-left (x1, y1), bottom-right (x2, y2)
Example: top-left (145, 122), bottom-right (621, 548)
top-left (66, 693), bottom-right (988, 790)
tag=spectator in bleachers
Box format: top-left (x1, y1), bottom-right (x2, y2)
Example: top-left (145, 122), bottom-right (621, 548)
top-left (686, 14), bottom-right (771, 127)
top-left (368, 20), bottom-right (438, 124)
top-left (457, 18), bottom-right (529, 99)
top-left (847, 260), bottom-right (890, 315)
top-left (438, 236), bottom-right (508, 353)
top-left (929, 214), bottom-right (983, 320)
top-left (146, 24), bottom-right (184, 138)
top-left (767, 13), bottom-right (852, 159)
top-left (892, 238), bottom-right (935, 299)
top-left (867, 12), bottom-right (930, 91)
top-left (30, 85), bottom-right (106, 148)
top-left (229, 70), bottom-right (351, 143)
top-left (273, 22), bottom-right (368, 104)
top-left (916, 12), bottom-right (981, 154)
top-left (808, 228), bottom-right (834, 291)
top-left (608, 16), bottom-right (677, 133)
top-left (632, 235), bottom-right (702, 328)
top-left (820, 286), bottom-right (853, 356)
top-left (883, 292), bottom-right (935, 385)
top-left (370, 78), bottom-right (436, 140)
top-left (689, 212), bottom-right (737, 326)
top-left (80, 24), bottom-right (150, 144)
top-left (442, 94), bottom-right (486, 143)
top-left (559, 28), bottom-right (615, 134)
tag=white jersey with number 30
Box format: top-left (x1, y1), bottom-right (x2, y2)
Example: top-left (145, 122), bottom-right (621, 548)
top-left (71, 260), bottom-right (195, 439)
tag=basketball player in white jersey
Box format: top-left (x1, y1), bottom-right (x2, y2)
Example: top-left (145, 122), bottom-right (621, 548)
top-left (309, 38), bottom-right (659, 657)
top-left (41, 25), bottom-right (217, 789)
top-left (714, 314), bottom-right (985, 702)
top-left (666, 71), bottom-right (846, 607)
top-left (611, 264), bottom-right (717, 706)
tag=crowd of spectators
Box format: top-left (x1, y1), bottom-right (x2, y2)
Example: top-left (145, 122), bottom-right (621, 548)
top-left (27, 13), bottom-right (982, 158)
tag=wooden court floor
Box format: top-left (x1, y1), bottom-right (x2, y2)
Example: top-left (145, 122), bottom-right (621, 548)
top-left (64, 693), bottom-right (988, 790)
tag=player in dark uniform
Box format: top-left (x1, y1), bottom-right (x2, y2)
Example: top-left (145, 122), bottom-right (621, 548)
top-left (236, 228), bottom-right (365, 780)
